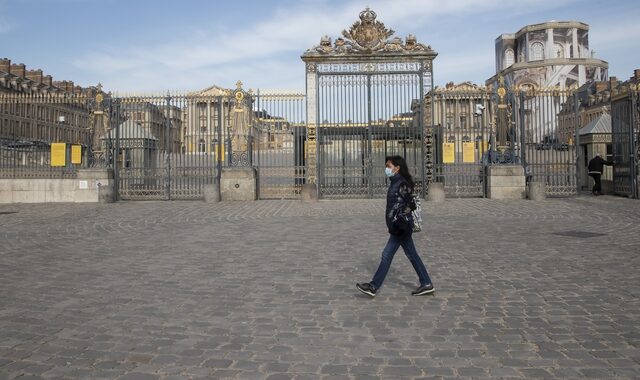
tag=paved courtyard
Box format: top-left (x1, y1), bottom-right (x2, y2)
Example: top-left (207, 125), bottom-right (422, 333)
top-left (0, 196), bottom-right (639, 379)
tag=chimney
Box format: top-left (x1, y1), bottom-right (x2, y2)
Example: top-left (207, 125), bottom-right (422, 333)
top-left (10, 63), bottom-right (26, 78)
top-left (609, 76), bottom-right (618, 90)
top-left (43, 75), bottom-right (53, 86)
top-left (26, 69), bottom-right (43, 84)
top-left (54, 80), bottom-right (74, 93)
top-left (595, 82), bottom-right (607, 93)
top-left (0, 58), bottom-right (10, 73)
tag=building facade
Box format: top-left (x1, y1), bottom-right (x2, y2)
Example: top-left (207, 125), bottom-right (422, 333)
top-left (0, 57), bottom-right (107, 156)
top-left (487, 21), bottom-right (608, 89)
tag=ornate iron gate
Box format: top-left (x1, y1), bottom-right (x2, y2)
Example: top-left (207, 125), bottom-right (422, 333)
top-left (611, 88), bottom-right (639, 198)
top-left (316, 69), bottom-right (425, 198)
top-left (302, 8), bottom-right (437, 199)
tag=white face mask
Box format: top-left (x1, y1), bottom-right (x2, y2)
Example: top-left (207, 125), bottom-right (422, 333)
top-left (384, 167), bottom-right (395, 177)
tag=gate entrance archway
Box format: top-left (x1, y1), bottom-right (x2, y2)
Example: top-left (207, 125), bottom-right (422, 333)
top-left (302, 8), bottom-right (437, 198)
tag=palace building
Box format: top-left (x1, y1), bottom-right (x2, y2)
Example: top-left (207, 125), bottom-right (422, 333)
top-left (487, 21), bottom-right (608, 89)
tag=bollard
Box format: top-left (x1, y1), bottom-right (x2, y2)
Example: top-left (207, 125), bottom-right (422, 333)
top-left (528, 181), bottom-right (546, 201)
top-left (203, 183), bottom-right (221, 203)
top-left (427, 182), bottom-right (445, 203)
top-left (98, 183), bottom-right (115, 203)
top-left (301, 184), bottom-right (318, 202)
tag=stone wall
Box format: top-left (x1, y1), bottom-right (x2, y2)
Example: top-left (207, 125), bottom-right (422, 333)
top-left (0, 169), bottom-right (114, 203)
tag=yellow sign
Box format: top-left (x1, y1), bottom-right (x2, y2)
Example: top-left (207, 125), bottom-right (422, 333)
top-left (443, 143), bottom-right (455, 164)
top-left (51, 143), bottom-right (66, 167)
top-left (71, 145), bottom-right (82, 164)
top-left (463, 142), bottom-right (475, 163)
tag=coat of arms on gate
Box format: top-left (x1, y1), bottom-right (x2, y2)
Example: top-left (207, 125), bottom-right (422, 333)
top-left (304, 7), bottom-right (433, 56)
top-left (343, 7), bottom-right (393, 52)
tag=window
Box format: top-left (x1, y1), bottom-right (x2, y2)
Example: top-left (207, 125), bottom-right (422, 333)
top-left (198, 104), bottom-right (207, 131)
top-left (530, 42), bottom-right (545, 61)
top-left (554, 43), bottom-right (565, 58)
top-left (460, 115), bottom-right (467, 130)
top-left (198, 139), bottom-right (206, 153)
top-left (504, 48), bottom-right (515, 67)
top-left (446, 115), bottom-right (454, 130)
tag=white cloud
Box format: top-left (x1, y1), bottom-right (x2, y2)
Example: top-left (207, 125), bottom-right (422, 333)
top-left (72, 0), bottom-right (579, 92)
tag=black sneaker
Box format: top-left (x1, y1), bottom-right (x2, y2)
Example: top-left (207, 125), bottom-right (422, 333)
top-left (356, 282), bottom-right (377, 297)
top-left (411, 283), bottom-right (435, 296)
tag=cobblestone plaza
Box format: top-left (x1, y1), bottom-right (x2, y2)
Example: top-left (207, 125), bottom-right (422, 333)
top-left (0, 196), bottom-right (639, 379)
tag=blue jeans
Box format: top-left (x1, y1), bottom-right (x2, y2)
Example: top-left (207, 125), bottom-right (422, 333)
top-left (370, 233), bottom-right (432, 289)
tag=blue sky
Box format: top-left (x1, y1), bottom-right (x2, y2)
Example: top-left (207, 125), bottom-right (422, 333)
top-left (1, 0), bottom-right (638, 93)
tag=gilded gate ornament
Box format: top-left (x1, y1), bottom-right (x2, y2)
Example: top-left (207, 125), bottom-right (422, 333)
top-left (342, 7), bottom-right (393, 51)
top-left (304, 7), bottom-right (433, 55)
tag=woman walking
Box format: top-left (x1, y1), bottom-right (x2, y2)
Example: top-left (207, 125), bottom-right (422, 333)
top-left (357, 156), bottom-right (434, 297)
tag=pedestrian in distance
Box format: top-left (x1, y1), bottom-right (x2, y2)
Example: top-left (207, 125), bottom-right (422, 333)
top-left (356, 155), bottom-right (434, 297)
top-left (588, 153), bottom-right (614, 196)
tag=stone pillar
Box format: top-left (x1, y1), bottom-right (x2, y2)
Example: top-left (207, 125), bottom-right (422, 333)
top-left (220, 167), bottom-right (257, 201)
top-left (486, 165), bottom-right (526, 199)
top-left (305, 63), bottom-right (319, 193)
top-left (546, 28), bottom-right (554, 59)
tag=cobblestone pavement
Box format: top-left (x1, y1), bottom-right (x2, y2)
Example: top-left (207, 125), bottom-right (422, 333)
top-left (0, 195), bottom-right (639, 379)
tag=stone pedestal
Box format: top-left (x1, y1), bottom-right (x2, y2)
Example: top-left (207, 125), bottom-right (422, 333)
top-left (220, 167), bottom-right (257, 201)
top-left (486, 165), bottom-right (526, 200)
top-left (427, 182), bottom-right (445, 202)
top-left (527, 181), bottom-right (546, 201)
top-left (301, 183), bottom-right (318, 202)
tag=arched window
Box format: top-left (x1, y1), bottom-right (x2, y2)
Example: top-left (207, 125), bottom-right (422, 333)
top-left (504, 48), bottom-right (515, 67)
top-left (530, 42), bottom-right (545, 61)
top-left (554, 43), bottom-right (565, 58)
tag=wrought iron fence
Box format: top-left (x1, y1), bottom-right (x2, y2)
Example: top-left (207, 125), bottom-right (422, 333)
top-left (428, 87), bottom-right (492, 197)
top-left (611, 86), bottom-right (640, 198)
top-left (515, 87), bottom-right (579, 196)
top-left (0, 93), bottom-right (93, 178)
top-left (252, 91), bottom-right (307, 199)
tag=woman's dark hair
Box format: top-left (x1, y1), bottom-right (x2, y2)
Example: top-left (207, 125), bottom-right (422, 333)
top-left (386, 155), bottom-right (415, 189)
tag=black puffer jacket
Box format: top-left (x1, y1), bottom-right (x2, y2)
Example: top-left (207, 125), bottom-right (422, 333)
top-left (385, 174), bottom-right (414, 236)
top-left (588, 156), bottom-right (613, 173)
